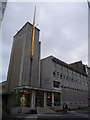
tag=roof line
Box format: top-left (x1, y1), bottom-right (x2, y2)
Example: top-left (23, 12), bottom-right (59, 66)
top-left (13, 22), bottom-right (40, 38)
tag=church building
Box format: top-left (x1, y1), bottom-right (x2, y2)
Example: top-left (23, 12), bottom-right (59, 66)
top-left (2, 8), bottom-right (90, 115)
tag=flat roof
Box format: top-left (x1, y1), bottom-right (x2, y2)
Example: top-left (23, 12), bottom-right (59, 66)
top-left (14, 22), bottom-right (40, 38)
top-left (52, 57), bottom-right (87, 76)
top-left (15, 85), bottom-right (61, 93)
top-left (41, 55), bottom-right (87, 76)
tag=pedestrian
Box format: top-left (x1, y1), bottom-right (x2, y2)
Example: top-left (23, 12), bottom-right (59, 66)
top-left (65, 104), bottom-right (68, 113)
top-left (63, 103), bottom-right (65, 113)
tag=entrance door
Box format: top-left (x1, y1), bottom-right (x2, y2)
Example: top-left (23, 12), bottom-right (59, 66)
top-left (54, 92), bottom-right (60, 106)
top-left (47, 92), bottom-right (52, 106)
top-left (35, 91), bottom-right (44, 107)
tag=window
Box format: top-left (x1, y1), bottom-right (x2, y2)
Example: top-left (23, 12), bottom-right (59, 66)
top-left (47, 92), bottom-right (52, 106)
top-left (57, 64), bottom-right (60, 69)
top-left (63, 75), bottom-right (65, 79)
top-left (53, 81), bottom-right (60, 88)
top-left (53, 62), bottom-right (57, 68)
top-left (61, 66), bottom-right (63, 71)
top-left (35, 91), bottom-right (44, 107)
top-left (15, 88), bottom-right (31, 107)
top-left (60, 74), bottom-right (62, 79)
top-left (53, 72), bottom-right (56, 77)
top-left (54, 92), bottom-right (60, 106)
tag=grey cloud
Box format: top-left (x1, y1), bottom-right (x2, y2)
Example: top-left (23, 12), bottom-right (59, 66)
top-left (1, 2), bottom-right (88, 82)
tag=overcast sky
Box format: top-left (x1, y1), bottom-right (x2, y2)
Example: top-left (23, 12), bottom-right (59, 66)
top-left (1, 1), bottom-right (88, 82)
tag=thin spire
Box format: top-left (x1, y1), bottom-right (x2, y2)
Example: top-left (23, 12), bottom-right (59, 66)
top-left (33, 6), bottom-right (36, 27)
top-left (31, 6), bottom-right (36, 56)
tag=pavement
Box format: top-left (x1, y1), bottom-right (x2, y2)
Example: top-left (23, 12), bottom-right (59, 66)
top-left (1, 108), bottom-right (90, 120)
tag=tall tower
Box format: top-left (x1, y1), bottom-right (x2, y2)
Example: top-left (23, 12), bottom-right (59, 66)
top-left (6, 22), bottom-right (41, 92)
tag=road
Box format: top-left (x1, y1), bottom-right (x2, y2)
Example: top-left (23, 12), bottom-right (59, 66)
top-left (1, 108), bottom-right (90, 120)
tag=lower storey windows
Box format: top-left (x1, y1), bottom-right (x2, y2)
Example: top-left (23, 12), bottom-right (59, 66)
top-left (35, 91), bottom-right (44, 107)
top-left (47, 92), bottom-right (52, 106)
top-left (14, 88), bottom-right (61, 108)
top-left (15, 88), bottom-right (31, 107)
top-left (54, 92), bottom-right (60, 106)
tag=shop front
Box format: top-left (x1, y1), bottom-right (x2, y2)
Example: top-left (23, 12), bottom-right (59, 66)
top-left (13, 86), bottom-right (61, 114)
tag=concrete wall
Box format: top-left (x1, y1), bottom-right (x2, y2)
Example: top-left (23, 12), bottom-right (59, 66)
top-left (6, 22), bottom-right (40, 92)
top-left (40, 56), bottom-right (54, 89)
top-left (53, 61), bottom-right (88, 108)
top-left (40, 56), bottom-right (88, 109)
top-left (6, 23), bottom-right (28, 92)
top-left (19, 23), bottom-right (40, 88)
top-left (7, 94), bottom-right (15, 108)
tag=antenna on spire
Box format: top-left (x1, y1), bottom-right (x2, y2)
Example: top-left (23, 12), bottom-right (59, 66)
top-left (33, 5), bottom-right (36, 27)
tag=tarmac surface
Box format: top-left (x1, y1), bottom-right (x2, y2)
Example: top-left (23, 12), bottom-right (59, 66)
top-left (1, 108), bottom-right (90, 120)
